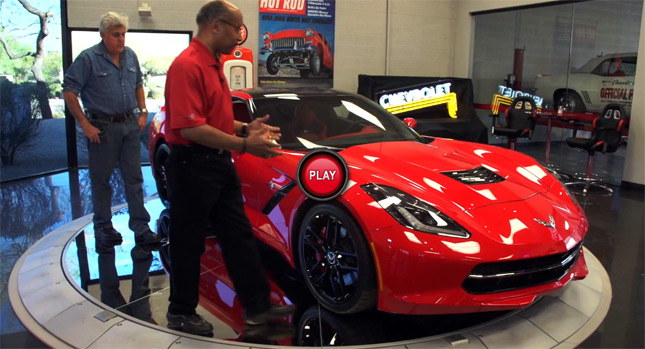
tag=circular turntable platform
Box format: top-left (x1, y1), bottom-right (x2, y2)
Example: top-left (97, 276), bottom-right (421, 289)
top-left (9, 198), bottom-right (611, 348)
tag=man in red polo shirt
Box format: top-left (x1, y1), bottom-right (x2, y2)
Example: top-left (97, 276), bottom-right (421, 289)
top-left (163, 0), bottom-right (294, 338)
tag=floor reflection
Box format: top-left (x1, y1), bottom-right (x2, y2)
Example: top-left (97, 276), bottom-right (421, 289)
top-left (63, 200), bottom-right (510, 346)
top-left (1, 161), bottom-right (642, 347)
top-left (64, 200), bottom-right (166, 286)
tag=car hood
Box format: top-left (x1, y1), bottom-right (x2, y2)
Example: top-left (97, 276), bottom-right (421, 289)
top-left (266, 29), bottom-right (306, 38)
top-left (340, 139), bottom-right (557, 211)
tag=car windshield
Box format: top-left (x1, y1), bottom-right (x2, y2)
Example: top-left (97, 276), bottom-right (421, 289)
top-left (249, 94), bottom-right (422, 150)
top-left (575, 54), bottom-right (637, 75)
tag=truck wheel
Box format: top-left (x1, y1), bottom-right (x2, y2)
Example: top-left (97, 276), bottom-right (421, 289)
top-left (310, 49), bottom-right (322, 76)
top-left (266, 54), bottom-right (280, 75)
top-left (555, 91), bottom-right (586, 113)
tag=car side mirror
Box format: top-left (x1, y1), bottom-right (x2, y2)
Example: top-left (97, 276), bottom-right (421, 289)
top-left (403, 117), bottom-right (417, 129)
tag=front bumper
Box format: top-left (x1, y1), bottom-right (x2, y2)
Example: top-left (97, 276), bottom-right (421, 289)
top-left (368, 224), bottom-right (589, 315)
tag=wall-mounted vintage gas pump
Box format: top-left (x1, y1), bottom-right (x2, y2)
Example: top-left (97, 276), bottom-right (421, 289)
top-left (219, 24), bottom-right (254, 90)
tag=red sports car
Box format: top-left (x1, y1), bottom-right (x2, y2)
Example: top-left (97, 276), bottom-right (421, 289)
top-left (260, 28), bottom-right (333, 77)
top-left (148, 88), bottom-right (588, 315)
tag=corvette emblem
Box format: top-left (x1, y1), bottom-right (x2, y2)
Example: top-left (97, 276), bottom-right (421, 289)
top-left (534, 215), bottom-right (556, 229)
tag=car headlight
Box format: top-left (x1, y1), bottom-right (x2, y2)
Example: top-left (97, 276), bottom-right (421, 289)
top-left (362, 184), bottom-right (471, 238)
top-left (306, 28), bottom-right (314, 36)
top-left (262, 33), bottom-right (270, 40)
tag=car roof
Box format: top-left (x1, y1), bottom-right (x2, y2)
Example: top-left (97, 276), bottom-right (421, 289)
top-left (232, 87), bottom-right (356, 100)
top-left (575, 52), bottom-right (637, 73)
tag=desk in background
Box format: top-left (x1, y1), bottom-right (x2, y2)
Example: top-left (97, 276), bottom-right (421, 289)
top-left (476, 104), bottom-right (630, 165)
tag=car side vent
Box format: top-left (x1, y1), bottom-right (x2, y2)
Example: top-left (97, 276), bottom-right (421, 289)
top-left (441, 166), bottom-right (505, 184)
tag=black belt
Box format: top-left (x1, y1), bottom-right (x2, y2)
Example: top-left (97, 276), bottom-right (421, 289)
top-left (171, 143), bottom-right (229, 156)
top-left (87, 111), bottom-right (135, 123)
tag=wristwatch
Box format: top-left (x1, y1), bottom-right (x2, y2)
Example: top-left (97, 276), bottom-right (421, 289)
top-left (140, 108), bottom-right (148, 113)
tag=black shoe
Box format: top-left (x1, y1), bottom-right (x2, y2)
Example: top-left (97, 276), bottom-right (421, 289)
top-left (245, 304), bottom-right (296, 325)
top-left (166, 313), bottom-right (213, 337)
top-left (244, 321), bottom-right (295, 342)
top-left (135, 230), bottom-right (161, 245)
top-left (95, 228), bottom-right (123, 247)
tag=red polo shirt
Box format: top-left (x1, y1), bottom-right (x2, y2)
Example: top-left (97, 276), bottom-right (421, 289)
top-left (164, 38), bottom-right (233, 145)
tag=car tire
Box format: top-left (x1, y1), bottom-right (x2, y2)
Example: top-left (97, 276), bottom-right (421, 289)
top-left (154, 143), bottom-right (171, 207)
top-left (296, 305), bottom-right (385, 346)
top-left (297, 203), bottom-right (377, 314)
top-left (310, 48), bottom-right (322, 76)
top-left (266, 54), bottom-right (280, 75)
top-left (156, 208), bottom-right (171, 272)
top-left (555, 90), bottom-right (586, 113)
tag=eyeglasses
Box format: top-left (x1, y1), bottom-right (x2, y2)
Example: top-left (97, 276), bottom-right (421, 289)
top-left (217, 18), bottom-right (244, 34)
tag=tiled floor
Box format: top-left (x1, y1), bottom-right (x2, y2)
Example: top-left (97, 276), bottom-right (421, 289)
top-left (1, 141), bottom-right (643, 347)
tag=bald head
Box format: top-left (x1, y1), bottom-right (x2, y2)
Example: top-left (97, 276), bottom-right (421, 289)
top-left (196, 0), bottom-right (239, 27)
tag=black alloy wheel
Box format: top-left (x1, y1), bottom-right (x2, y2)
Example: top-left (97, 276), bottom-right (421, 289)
top-left (156, 209), bottom-right (171, 272)
top-left (153, 143), bottom-right (171, 207)
top-left (298, 204), bottom-right (377, 314)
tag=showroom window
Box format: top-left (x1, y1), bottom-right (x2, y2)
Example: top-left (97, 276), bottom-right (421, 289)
top-left (471, 0), bottom-right (642, 113)
top-left (471, 0), bottom-right (641, 184)
top-left (69, 29), bottom-right (191, 169)
top-left (0, 0), bottom-right (190, 183)
top-left (1, 0), bottom-right (65, 182)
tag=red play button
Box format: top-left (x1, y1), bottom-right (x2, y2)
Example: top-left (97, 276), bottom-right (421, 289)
top-left (297, 150), bottom-right (348, 201)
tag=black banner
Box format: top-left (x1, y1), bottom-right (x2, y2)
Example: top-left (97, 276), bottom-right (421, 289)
top-left (358, 75), bottom-right (488, 143)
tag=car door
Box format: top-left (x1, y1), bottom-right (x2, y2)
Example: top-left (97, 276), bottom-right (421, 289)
top-left (231, 99), bottom-right (261, 226)
top-left (588, 56), bottom-right (635, 112)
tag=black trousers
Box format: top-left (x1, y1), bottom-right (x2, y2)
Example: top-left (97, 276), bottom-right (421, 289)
top-left (166, 144), bottom-right (271, 316)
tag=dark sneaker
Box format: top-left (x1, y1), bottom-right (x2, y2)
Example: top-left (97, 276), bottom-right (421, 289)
top-left (135, 230), bottom-right (161, 245)
top-left (245, 304), bottom-right (296, 325)
top-left (244, 321), bottom-right (296, 342)
top-left (95, 228), bottom-right (123, 247)
top-left (166, 313), bottom-right (213, 337)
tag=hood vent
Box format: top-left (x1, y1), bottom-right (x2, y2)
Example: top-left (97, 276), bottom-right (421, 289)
top-left (442, 166), bottom-right (505, 184)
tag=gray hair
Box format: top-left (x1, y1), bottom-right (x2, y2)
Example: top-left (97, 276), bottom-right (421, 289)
top-left (196, 0), bottom-right (235, 26)
top-left (99, 12), bottom-right (128, 33)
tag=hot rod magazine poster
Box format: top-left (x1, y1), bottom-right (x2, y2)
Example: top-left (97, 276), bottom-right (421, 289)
top-left (258, 0), bottom-right (335, 88)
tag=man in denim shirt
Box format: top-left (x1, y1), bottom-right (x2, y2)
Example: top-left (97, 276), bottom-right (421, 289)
top-left (63, 13), bottom-right (160, 263)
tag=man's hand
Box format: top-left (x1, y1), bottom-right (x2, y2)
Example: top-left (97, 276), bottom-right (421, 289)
top-left (82, 122), bottom-right (101, 143)
top-left (248, 114), bottom-right (281, 142)
top-left (138, 112), bottom-right (148, 130)
top-left (246, 127), bottom-right (282, 159)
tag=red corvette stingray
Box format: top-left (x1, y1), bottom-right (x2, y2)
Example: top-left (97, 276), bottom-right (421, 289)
top-left (148, 88), bottom-right (588, 315)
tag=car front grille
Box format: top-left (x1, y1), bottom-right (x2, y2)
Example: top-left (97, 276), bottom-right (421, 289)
top-left (441, 166), bottom-right (506, 184)
top-left (462, 242), bottom-right (582, 294)
top-left (271, 37), bottom-right (305, 49)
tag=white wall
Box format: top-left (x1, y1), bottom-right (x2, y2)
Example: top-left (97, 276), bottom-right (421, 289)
top-left (66, 0), bottom-right (455, 93)
top-left (333, 0), bottom-right (388, 91)
top-left (386, 1), bottom-right (454, 76)
top-left (623, 3), bottom-right (645, 186)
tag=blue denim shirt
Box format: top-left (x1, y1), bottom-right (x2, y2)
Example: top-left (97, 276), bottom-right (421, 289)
top-left (63, 41), bottom-right (143, 115)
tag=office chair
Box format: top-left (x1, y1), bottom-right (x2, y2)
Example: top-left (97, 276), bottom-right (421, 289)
top-left (491, 96), bottom-right (537, 150)
top-left (565, 103), bottom-right (626, 195)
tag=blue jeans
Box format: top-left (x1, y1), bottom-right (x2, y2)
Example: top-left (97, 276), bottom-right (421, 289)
top-left (97, 244), bottom-right (153, 322)
top-left (88, 119), bottom-right (150, 238)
